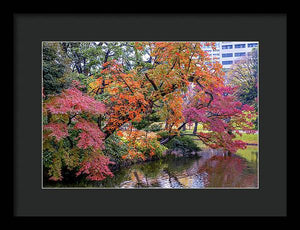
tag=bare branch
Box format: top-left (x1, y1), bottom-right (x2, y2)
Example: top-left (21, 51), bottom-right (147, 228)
top-left (144, 73), bottom-right (158, 91)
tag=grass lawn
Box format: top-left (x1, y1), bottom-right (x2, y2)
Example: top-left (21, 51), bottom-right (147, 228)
top-left (178, 124), bottom-right (258, 169)
top-left (234, 133), bottom-right (258, 144)
top-left (236, 145), bottom-right (258, 164)
top-left (181, 124), bottom-right (258, 144)
top-left (162, 122), bottom-right (258, 151)
top-left (180, 123), bottom-right (258, 149)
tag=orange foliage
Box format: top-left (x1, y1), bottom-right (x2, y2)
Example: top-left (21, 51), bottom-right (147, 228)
top-left (88, 42), bottom-right (225, 138)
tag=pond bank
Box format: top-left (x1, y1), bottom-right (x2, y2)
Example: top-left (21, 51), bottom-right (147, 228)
top-left (108, 147), bottom-right (230, 176)
top-left (43, 145), bottom-right (258, 188)
top-left (106, 147), bottom-right (257, 188)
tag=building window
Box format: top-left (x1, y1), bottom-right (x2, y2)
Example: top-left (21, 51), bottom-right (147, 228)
top-left (248, 43), bottom-right (258, 48)
top-left (235, 44), bottom-right (246, 48)
top-left (222, 45), bottom-right (233, 49)
top-left (222, 53), bottom-right (233, 57)
top-left (222, 61), bottom-right (233, 65)
top-left (235, 52), bottom-right (246, 57)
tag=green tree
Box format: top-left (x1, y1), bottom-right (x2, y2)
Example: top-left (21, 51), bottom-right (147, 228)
top-left (42, 42), bottom-right (71, 96)
top-left (60, 42), bottom-right (144, 75)
top-left (226, 48), bottom-right (258, 107)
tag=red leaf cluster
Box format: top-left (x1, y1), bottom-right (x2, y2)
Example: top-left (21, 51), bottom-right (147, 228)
top-left (76, 154), bottom-right (115, 181)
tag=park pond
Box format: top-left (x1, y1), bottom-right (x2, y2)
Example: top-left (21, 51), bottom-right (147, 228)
top-left (44, 145), bottom-right (258, 188)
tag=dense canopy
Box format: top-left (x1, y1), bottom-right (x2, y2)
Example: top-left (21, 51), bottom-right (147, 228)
top-left (43, 42), bottom-right (257, 182)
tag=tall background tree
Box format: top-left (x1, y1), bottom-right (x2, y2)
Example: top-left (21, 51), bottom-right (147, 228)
top-left (42, 42), bottom-right (72, 97)
top-left (226, 48), bottom-right (258, 107)
top-left (226, 48), bottom-right (258, 129)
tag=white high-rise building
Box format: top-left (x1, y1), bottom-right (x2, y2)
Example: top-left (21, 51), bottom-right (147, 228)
top-left (201, 41), bottom-right (258, 71)
top-left (220, 41), bottom-right (258, 71)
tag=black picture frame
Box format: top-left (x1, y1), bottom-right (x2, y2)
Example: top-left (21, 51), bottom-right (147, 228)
top-left (13, 13), bottom-right (287, 220)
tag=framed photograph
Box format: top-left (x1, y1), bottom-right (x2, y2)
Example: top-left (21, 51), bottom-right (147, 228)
top-left (13, 13), bottom-right (287, 218)
top-left (41, 40), bottom-right (259, 190)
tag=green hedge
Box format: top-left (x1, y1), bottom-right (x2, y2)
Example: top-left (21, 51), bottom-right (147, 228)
top-left (157, 131), bottom-right (201, 152)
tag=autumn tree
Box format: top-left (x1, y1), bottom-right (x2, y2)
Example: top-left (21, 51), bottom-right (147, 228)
top-left (183, 84), bottom-right (256, 154)
top-left (87, 42), bottom-right (255, 155)
top-left (90, 43), bottom-right (211, 129)
top-left (43, 81), bottom-right (114, 181)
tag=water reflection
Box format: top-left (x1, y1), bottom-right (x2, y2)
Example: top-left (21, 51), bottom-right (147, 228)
top-left (102, 147), bottom-right (257, 188)
top-left (198, 155), bottom-right (257, 188)
top-left (44, 147), bottom-right (258, 188)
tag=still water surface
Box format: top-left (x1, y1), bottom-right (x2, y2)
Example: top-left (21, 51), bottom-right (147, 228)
top-left (46, 146), bottom-right (258, 188)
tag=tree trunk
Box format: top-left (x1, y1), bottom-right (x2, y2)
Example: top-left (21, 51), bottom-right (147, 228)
top-left (193, 122), bottom-right (198, 134)
top-left (160, 122), bottom-right (187, 145)
top-left (75, 62), bottom-right (82, 73)
top-left (165, 119), bottom-right (169, 130)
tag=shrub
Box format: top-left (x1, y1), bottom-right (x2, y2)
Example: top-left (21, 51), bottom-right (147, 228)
top-left (103, 133), bottom-right (128, 164)
top-left (145, 122), bottom-right (163, 132)
top-left (157, 132), bottom-right (201, 152)
top-left (156, 131), bottom-right (170, 140)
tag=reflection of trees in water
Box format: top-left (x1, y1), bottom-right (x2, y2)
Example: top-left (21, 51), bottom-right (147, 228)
top-left (162, 158), bottom-right (204, 188)
top-left (163, 168), bottom-right (184, 188)
top-left (117, 158), bottom-right (198, 188)
top-left (45, 153), bottom-right (257, 188)
top-left (198, 155), bottom-right (257, 187)
top-left (236, 146), bottom-right (258, 175)
top-left (129, 158), bottom-right (205, 188)
top-left (164, 158), bottom-right (196, 174)
top-left (138, 160), bottom-right (167, 178)
top-left (99, 167), bottom-right (131, 187)
top-left (127, 160), bottom-right (167, 187)
top-left (102, 158), bottom-right (199, 188)
top-left (86, 153), bottom-right (257, 188)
